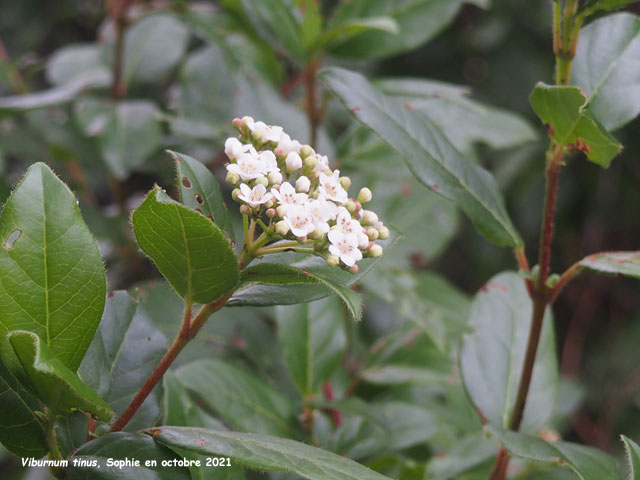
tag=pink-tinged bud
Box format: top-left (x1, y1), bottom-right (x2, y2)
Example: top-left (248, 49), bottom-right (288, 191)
top-left (355, 201), bottom-right (363, 212)
top-left (368, 244), bottom-right (383, 258)
top-left (274, 147), bottom-right (283, 157)
top-left (357, 187), bottom-right (372, 204)
top-left (345, 199), bottom-right (357, 214)
top-left (366, 241), bottom-right (374, 250)
top-left (349, 264), bottom-right (359, 274)
top-left (232, 117), bottom-right (242, 128)
top-left (326, 255), bottom-right (339, 267)
top-left (275, 220), bottom-right (289, 236)
top-left (240, 204), bottom-right (251, 215)
top-left (266, 208), bottom-right (276, 218)
top-left (298, 236), bottom-right (308, 243)
top-left (378, 226), bottom-right (389, 239)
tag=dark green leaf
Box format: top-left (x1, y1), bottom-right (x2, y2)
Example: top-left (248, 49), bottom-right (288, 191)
top-left (79, 291), bottom-right (167, 431)
top-left (460, 271), bottom-right (558, 433)
top-left (0, 162), bottom-right (106, 372)
top-left (240, 0), bottom-right (306, 62)
top-left (75, 98), bottom-right (162, 179)
top-left (572, 13), bottom-right (640, 131)
top-left (622, 435), bottom-right (640, 480)
top-left (175, 359), bottom-right (295, 437)
top-left (320, 67), bottom-right (522, 248)
top-left (579, 251), bottom-right (640, 278)
top-left (377, 77), bottom-right (537, 154)
top-left (46, 44), bottom-right (110, 87)
top-left (0, 358), bottom-right (47, 457)
top-left (427, 432), bottom-right (498, 479)
top-left (68, 432), bottom-right (191, 480)
top-left (320, 17), bottom-right (399, 49)
top-left (122, 14), bottom-right (189, 86)
top-left (148, 426), bottom-right (394, 480)
top-left (488, 426), bottom-right (619, 480)
top-left (328, 0), bottom-right (474, 59)
top-left (170, 150), bottom-right (234, 241)
top-left (529, 82), bottom-right (621, 167)
top-left (275, 296), bottom-right (347, 395)
top-left (132, 187), bottom-right (239, 304)
top-left (162, 372), bottom-right (227, 429)
top-left (9, 331), bottom-right (112, 420)
top-left (56, 411), bottom-right (88, 458)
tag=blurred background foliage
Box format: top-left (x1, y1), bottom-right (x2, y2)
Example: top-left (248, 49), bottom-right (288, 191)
top-left (1, 1), bottom-right (639, 478)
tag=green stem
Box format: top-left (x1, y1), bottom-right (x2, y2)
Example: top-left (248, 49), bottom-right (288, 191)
top-left (242, 214), bottom-right (250, 245)
top-left (255, 245), bottom-right (314, 256)
top-left (251, 232), bottom-right (271, 252)
top-left (45, 408), bottom-right (63, 461)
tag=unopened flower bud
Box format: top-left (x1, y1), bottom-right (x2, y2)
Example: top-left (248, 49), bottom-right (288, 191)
top-left (296, 176), bottom-right (310, 193)
top-left (378, 225), bottom-right (390, 239)
top-left (224, 137), bottom-right (243, 159)
top-left (339, 176), bottom-right (351, 190)
top-left (345, 199), bottom-right (357, 214)
top-left (300, 144), bottom-right (314, 158)
top-left (251, 128), bottom-right (264, 143)
top-left (361, 210), bottom-right (378, 226)
top-left (240, 204), bottom-right (251, 215)
top-left (265, 199), bottom-right (274, 208)
top-left (232, 117), bottom-right (242, 129)
top-left (304, 155), bottom-right (317, 171)
top-left (368, 244), bottom-right (383, 258)
top-left (231, 188), bottom-right (241, 202)
top-left (254, 176), bottom-right (269, 187)
top-left (286, 152), bottom-right (303, 172)
top-left (267, 171), bottom-right (283, 185)
top-left (357, 187), bottom-right (372, 204)
top-left (226, 171), bottom-right (240, 185)
top-left (366, 227), bottom-right (379, 241)
top-left (326, 255), bottom-right (339, 267)
top-left (310, 227), bottom-right (324, 240)
top-left (276, 205), bottom-right (287, 218)
top-left (349, 264), bottom-right (359, 274)
top-left (266, 208), bottom-right (276, 218)
top-left (275, 221), bottom-right (289, 236)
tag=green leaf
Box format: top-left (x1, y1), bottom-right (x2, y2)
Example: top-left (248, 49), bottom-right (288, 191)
top-left (163, 372), bottom-right (227, 429)
top-left (327, 0), bottom-right (473, 59)
top-left (320, 17), bottom-right (399, 49)
top-left (170, 150), bottom-right (234, 241)
top-left (579, 0), bottom-right (640, 16)
top-left (275, 296), bottom-right (347, 396)
top-left (320, 67), bottom-right (522, 248)
top-left (460, 271), bottom-right (558, 433)
top-left (9, 331), bottom-right (112, 420)
top-left (46, 43), bottom-right (110, 87)
top-left (360, 365), bottom-right (451, 386)
top-left (132, 187), bottom-right (239, 304)
top-left (121, 14), bottom-right (189, 86)
top-left (75, 98), bottom-right (162, 179)
top-left (148, 426), bottom-right (394, 480)
top-left (0, 359), bottom-right (47, 457)
top-left (79, 291), bottom-right (167, 431)
top-left (0, 162), bottom-right (106, 372)
top-left (579, 251), bottom-right (640, 279)
top-left (572, 13), bottom-right (640, 131)
top-left (240, 0), bottom-right (306, 62)
top-left (622, 435), bottom-right (640, 480)
top-left (68, 432), bottom-right (191, 480)
top-left (376, 77), bottom-right (537, 154)
top-left (427, 432), bottom-right (498, 479)
top-left (488, 426), bottom-right (619, 480)
top-left (529, 82), bottom-right (622, 168)
top-left (55, 411), bottom-right (88, 458)
top-left (174, 359), bottom-right (295, 437)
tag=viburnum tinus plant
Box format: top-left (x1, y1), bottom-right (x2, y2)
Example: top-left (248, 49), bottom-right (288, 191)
top-left (2, 0), bottom-right (640, 479)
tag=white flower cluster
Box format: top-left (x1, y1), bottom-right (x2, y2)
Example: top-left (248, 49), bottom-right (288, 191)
top-left (224, 117), bottom-right (387, 270)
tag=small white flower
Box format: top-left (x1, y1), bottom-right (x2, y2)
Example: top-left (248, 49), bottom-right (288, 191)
top-left (336, 209), bottom-right (368, 247)
top-left (313, 154), bottom-right (330, 174)
top-left (308, 195), bottom-right (338, 233)
top-left (259, 150), bottom-right (279, 173)
top-left (328, 230), bottom-right (362, 267)
top-left (295, 176), bottom-right (311, 193)
top-left (238, 183), bottom-right (273, 207)
top-left (284, 204), bottom-right (315, 238)
top-left (263, 124), bottom-right (284, 143)
top-left (224, 138), bottom-right (243, 159)
top-left (278, 133), bottom-right (301, 156)
top-left (271, 182), bottom-right (308, 209)
top-left (227, 152), bottom-right (266, 181)
top-left (319, 170), bottom-right (348, 204)
top-left (285, 151), bottom-right (303, 172)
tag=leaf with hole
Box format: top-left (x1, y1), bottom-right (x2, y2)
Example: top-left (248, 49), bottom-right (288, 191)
top-left (148, 426), bottom-right (394, 480)
top-left (132, 187), bottom-right (239, 304)
top-left (460, 271), bottom-right (558, 433)
top-left (572, 13), bottom-right (640, 131)
top-left (9, 331), bottom-right (112, 420)
top-left (530, 83), bottom-right (621, 168)
top-left (320, 67), bottom-right (522, 248)
top-left (170, 150), bottom-right (234, 241)
top-left (79, 291), bottom-right (167, 431)
top-left (488, 426), bottom-right (619, 480)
